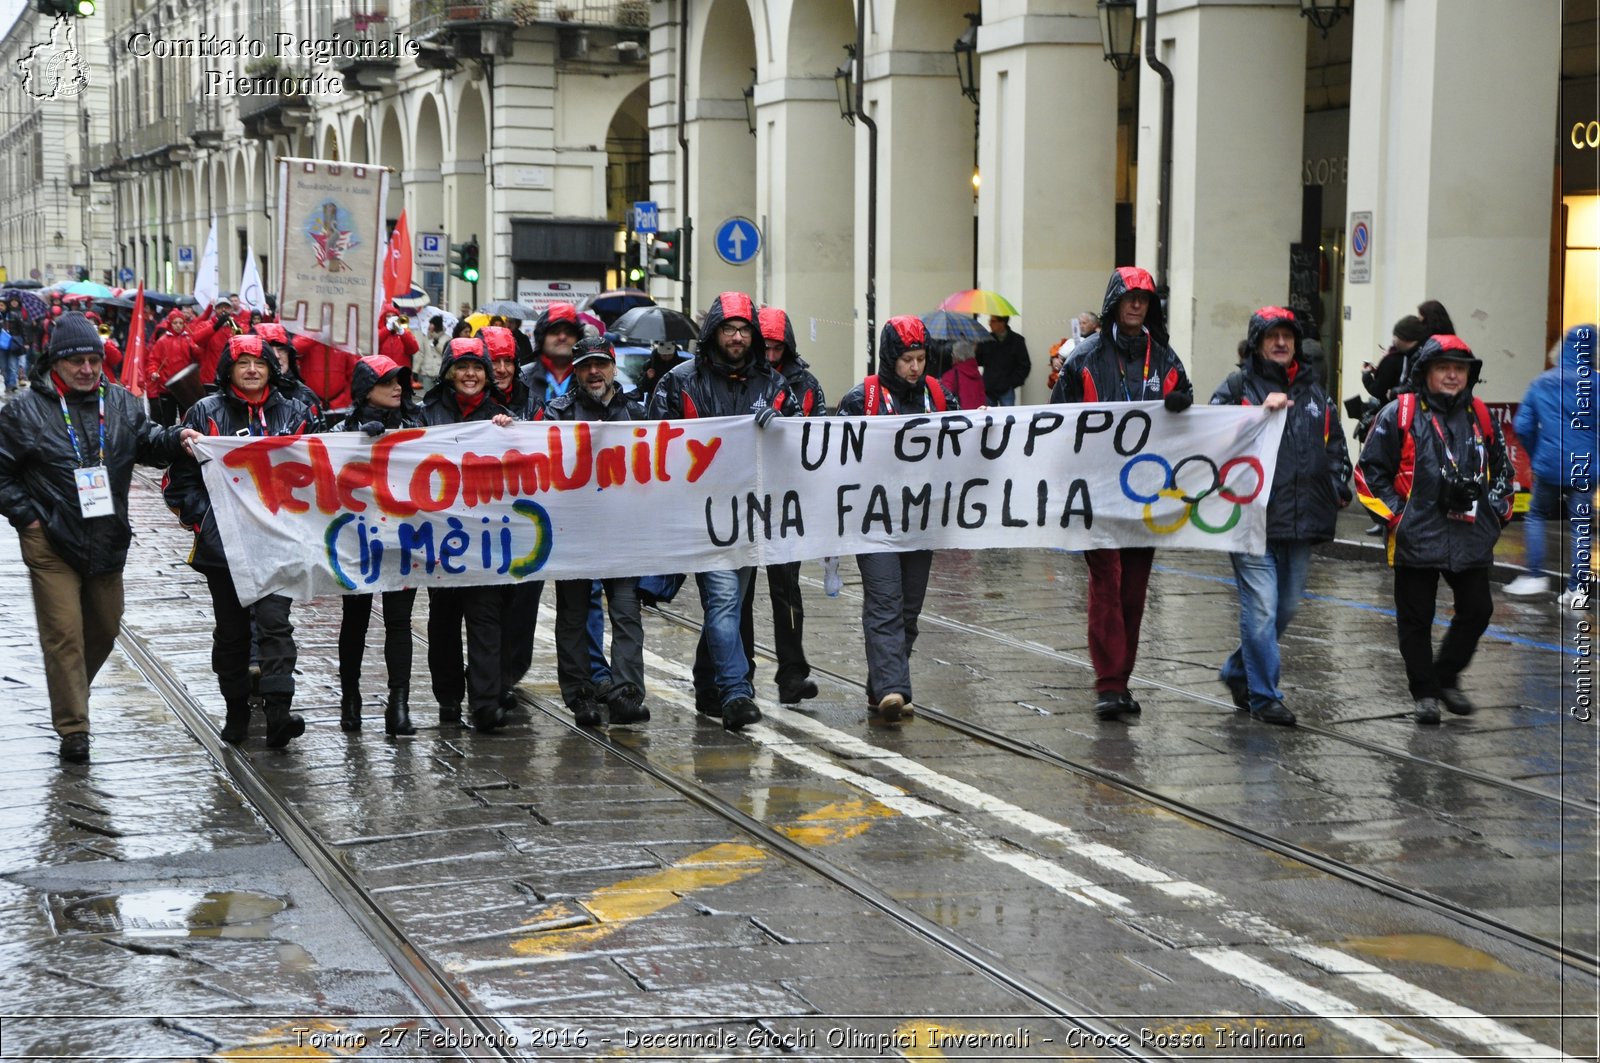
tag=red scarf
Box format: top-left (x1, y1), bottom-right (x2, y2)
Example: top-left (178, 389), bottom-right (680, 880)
top-left (455, 389), bottom-right (486, 419)
top-left (542, 355), bottom-right (572, 384)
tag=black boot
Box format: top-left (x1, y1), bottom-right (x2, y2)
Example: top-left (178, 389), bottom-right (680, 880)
top-left (260, 679), bottom-right (305, 749)
top-left (605, 682), bottom-right (651, 726)
top-left (339, 689), bottom-right (362, 732)
top-left (385, 688), bottom-right (416, 736)
top-left (220, 699), bottom-right (252, 744)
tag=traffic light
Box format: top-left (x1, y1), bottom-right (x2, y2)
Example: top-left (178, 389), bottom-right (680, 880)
top-left (627, 265), bottom-right (646, 285)
top-left (651, 229), bottom-right (682, 280)
top-left (450, 236), bottom-right (479, 284)
top-left (37, 0), bottom-right (94, 16)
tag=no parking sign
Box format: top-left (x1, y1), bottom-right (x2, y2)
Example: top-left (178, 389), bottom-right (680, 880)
top-left (1349, 211), bottom-right (1372, 284)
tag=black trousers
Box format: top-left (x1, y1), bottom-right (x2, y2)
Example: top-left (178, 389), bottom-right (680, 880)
top-left (338, 588), bottom-right (418, 693)
top-left (426, 586), bottom-right (503, 713)
top-left (739, 561), bottom-right (812, 689)
top-left (497, 580), bottom-right (544, 694)
top-left (555, 577), bottom-right (644, 706)
top-left (1392, 565), bottom-right (1494, 700)
top-left (203, 569), bottom-right (295, 704)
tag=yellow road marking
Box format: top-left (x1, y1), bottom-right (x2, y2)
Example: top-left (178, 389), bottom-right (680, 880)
top-left (510, 799), bottom-right (895, 958)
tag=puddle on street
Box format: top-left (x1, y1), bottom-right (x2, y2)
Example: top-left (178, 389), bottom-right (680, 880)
top-left (56, 889), bottom-right (288, 940)
top-left (1341, 933), bottom-right (1514, 972)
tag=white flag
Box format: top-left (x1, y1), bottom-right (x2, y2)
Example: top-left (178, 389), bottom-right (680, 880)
top-left (192, 217), bottom-right (219, 308)
top-left (239, 245), bottom-right (269, 313)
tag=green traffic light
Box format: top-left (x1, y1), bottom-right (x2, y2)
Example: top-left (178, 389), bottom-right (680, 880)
top-left (462, 266), bottom-right (479, 284)
top-left (74, 0), bottom-right (94, 14)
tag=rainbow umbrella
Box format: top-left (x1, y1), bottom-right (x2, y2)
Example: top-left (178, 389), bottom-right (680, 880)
top-left (939, 289), bottom-right (1019, 317)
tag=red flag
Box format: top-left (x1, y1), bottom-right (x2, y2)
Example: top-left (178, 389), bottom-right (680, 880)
top-left (383, 210), bottom-right (412, 300)
top-left (121, 283), bottom-right (148, 398)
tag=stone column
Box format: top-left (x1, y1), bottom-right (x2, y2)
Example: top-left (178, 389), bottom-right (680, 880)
top-left (978, 4), bottom-right (1118, 404)
top-left (1136, 0), bottom-right (1305, 392)
top-left (1342, 0), bottom-right (1558, 405)
top-left (758, 85), bottom-right (856, 395)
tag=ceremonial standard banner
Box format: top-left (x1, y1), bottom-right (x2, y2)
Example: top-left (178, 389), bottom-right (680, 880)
top-left (196, 403), bottom-right (1287, 603)
top-left (275, 157), bottom-right (390, 357)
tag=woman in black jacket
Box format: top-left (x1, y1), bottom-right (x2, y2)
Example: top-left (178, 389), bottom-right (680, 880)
top-left (420, 337), bottom-right (516, 733)
top-left (836, 316), bottom-right (959, 723)
top-left (335, 354), bottom-right (425, 736)
top-left (163, 334), bottom-right (315, 747)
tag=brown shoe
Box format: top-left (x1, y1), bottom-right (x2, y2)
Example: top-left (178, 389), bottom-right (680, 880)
top-left (876, 692), bottom-right (908, 722)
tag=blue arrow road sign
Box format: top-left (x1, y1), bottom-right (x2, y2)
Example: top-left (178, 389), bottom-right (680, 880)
top-left (118, 267), bottom-right (134, 284)
top-left (633, 201), bottom-right (659, 234)
top-left (714, 217), bottom-right (760, 265)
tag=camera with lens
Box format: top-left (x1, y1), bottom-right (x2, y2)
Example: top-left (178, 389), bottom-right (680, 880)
top-left (1438, 469), bottom-right (1483, 515)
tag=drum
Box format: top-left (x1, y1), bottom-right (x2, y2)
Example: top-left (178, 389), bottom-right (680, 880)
top-left (165, 363), bottom-right (205, 411)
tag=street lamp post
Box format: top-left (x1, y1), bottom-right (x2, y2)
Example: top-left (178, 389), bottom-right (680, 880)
top-left (953, 13), bottom-right (980, 290)
top-left (1299, 0), bottom-right (1352, 36)
top-left (1098, 0), bottom-right (1172, 310)
top-left (836, 21), bottom-right (878, 372)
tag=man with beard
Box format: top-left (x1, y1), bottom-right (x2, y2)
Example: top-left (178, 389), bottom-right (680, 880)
top-left (647, 292), bottom-right (797, 731)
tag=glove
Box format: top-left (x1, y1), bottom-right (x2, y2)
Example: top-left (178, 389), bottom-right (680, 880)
top-left (358, 420), bottom-right (386, 437)
top-left (754, 405), bottom-right (778, 429)
top-left (1163, 391), bottom-right (1193, 413)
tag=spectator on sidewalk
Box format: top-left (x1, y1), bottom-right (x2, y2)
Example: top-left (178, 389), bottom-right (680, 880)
top-left (0, 313), bottom-right (194, 763)
top-left (940, 339), bottom-right (987, 410)
top-left (977, 314), bottom-right (1030, 406)
top-left (1356, 335), bottom-right (1514, 724)
top-left (1210, 307), bottom-right (1351, 727)
top-left (1507, 325), bottom-right (1598, 608)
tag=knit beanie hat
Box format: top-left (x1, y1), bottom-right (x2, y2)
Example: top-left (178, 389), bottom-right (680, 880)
top-left (48, 312), bottom-right (103, 360)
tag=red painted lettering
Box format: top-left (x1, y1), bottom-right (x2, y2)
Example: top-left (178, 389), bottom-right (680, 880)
top-left (686, 436), bottom-right (722, 483)
top-left (371, 429), bottom-right (426, 517)
top-left (410, 455), bottom-right (460, 512)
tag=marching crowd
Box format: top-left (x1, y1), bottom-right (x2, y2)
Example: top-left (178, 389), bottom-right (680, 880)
top-left (0, 264), bottom-right (1580, 766)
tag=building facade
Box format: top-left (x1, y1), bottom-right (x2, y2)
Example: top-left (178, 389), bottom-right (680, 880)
top-left (3, 0), bottom-right (1579, 412)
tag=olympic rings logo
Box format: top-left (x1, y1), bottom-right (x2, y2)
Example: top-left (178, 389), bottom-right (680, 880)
top-left (1119, 453), bottom-right (1265, 534)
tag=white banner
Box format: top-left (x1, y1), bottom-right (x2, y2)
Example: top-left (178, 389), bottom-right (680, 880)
top-left (275, 157), bottom-right (390, 357)
top-left (239, 245), bottom-right (268, 313)
top-left (195, 403), bottom-right (1286, 603)
top-left (192, 217), bottom-right (219, 308)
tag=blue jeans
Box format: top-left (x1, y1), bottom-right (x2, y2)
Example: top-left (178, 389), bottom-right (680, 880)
top-left (693, 567), bottom-right (755, 707)
top-left (1525, 477), bottom-right (1592, 593)
top-left (0, 349), bottom-right (23, 389)
top-left (1220, 542), bottom-right (1312, 711)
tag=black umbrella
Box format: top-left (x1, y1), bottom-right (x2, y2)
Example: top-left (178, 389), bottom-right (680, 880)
top-left (3, 279), bottom-right (42, 290)
top-left (610, 305), bottom-right (698, 345)
top-left (580, 288), bottom-right (654, 326)
top-left (476, 299), bottom-right (532, 319)
top-left (922, 309), bottom-right (989, 345)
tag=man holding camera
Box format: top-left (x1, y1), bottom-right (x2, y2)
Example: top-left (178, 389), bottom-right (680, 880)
top-left (1356, 335), bottom-right (1513, 724)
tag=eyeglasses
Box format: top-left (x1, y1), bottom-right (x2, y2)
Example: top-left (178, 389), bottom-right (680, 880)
top-left (60, 354), bottom-right (103, 368)
top-left (719, 323), bottom-right (753, 337)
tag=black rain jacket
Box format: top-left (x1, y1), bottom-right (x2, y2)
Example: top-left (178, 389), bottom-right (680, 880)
top-left (836, 316), bottom-right (960, 415)
top-left (646, 292), bottom-right (796, 420)
top-left (1050, 267), bottom-right (1193, 405)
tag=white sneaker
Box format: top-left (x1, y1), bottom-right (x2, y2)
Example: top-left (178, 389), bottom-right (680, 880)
top-left (1504, 574), bottom-right (1551, 596)
top-left (1559, 588), bottom-right (1590, 611)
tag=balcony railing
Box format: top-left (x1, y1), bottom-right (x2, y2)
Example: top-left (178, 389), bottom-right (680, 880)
top-left (185, 98), bottom-right (225, 146)
top-left (331, 12), bottom-right (401, 87)
top-left (128, 115), bottom-right (186, 160)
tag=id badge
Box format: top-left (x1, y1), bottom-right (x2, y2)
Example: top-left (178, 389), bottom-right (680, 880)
top-left (75, 465), bottom-right (114, 518)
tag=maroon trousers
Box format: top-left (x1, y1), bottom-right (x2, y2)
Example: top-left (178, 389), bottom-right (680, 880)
top-left (1083, 547), bottom-right (1155, 694)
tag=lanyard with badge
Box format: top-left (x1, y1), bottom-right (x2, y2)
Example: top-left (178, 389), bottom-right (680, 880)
top-left (62, 386), bottom-right (113, 518)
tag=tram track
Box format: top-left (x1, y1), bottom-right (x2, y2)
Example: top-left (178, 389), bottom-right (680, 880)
top-left (115, 617), bottom-right (523, 1063)
top-left (648, 597), bottom-right (1600, 981)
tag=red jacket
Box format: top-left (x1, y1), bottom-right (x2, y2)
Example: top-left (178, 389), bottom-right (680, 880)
top-left (101, 338), bottom-right (123, 382)
top-left (292, 334), bottom-right (357, 410)
top-left (144, 322), bottom-right (198, 398)
top-left (378, 326), bottom-right (419, 372)
top-left (188, 309), bottom-right (251, 385)
top-left (941, 359), bottom-right (987, 411)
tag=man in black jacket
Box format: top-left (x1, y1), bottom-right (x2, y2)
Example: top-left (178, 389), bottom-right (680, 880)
top-left (0, 313), bottom-right (194, 762)
top-left (1210, 307), bottom-right (1351, 727)
top-left (540, 336), bottom-right (651, 728)
top-left (977, 315), bottom-right (1030, 405)
top-left (646, 292), bottom-right (796, 731)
